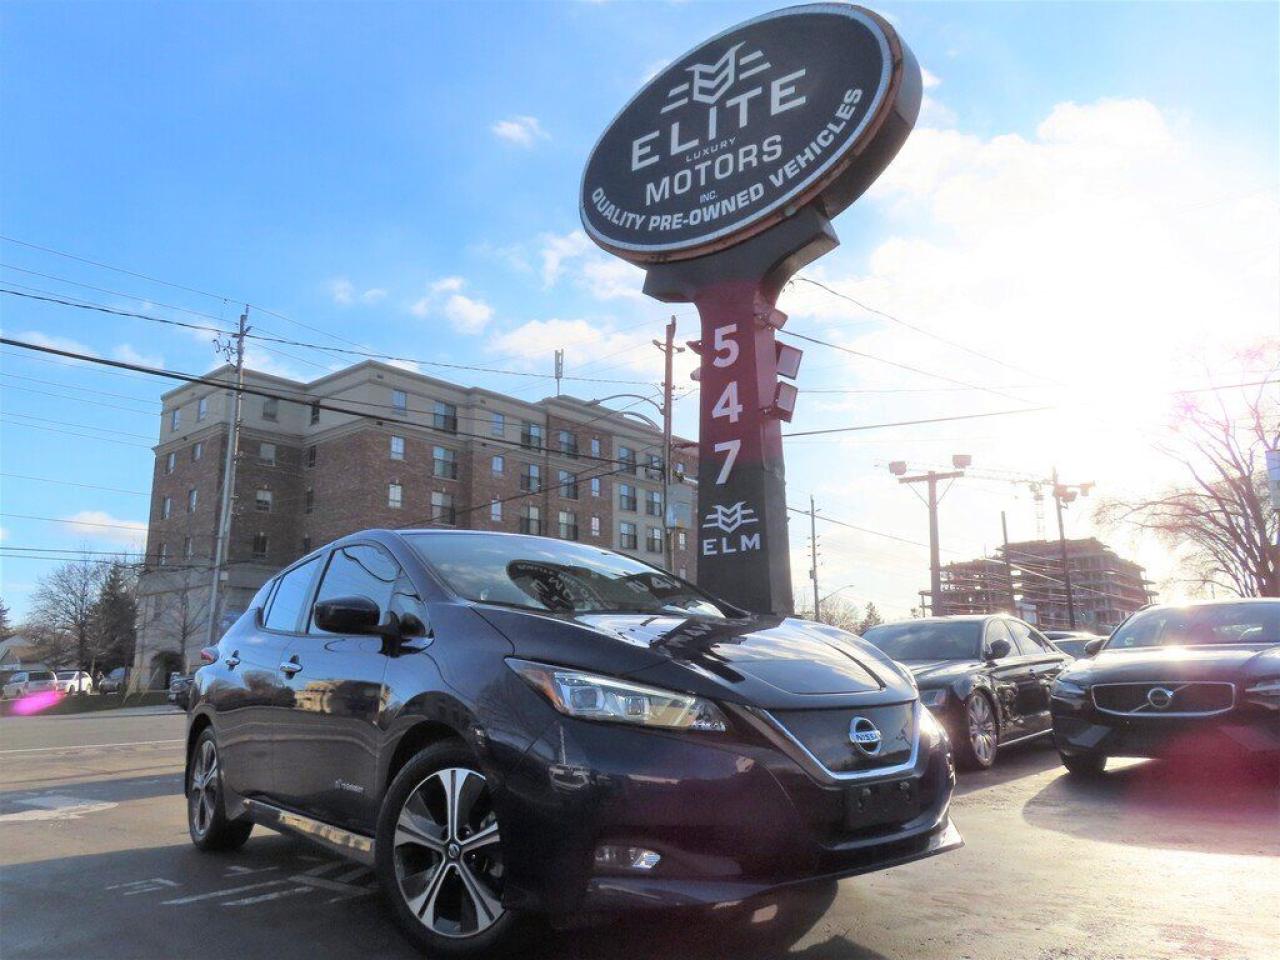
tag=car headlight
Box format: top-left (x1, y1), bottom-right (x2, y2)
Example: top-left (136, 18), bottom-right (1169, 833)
top-left (1245, 679), bottom-right (1280, 710)
top-left (918, 688), bottom-right (948, 708)
top-left (1052, 678), bottom-right (1089, 700)
top-left (508, 659), bottom-right (728, 732)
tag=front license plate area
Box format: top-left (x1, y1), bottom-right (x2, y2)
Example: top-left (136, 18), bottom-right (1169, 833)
top-left (844, 778), bottom-right (919, 831)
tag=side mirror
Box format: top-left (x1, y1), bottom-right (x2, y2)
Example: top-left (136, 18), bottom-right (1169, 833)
top-left (1084, 638), bottom-right (1105, 657)
top-left (313, 595), bottom-right (382, 635)
top-left (987, 638), bottom-right (1012, 661)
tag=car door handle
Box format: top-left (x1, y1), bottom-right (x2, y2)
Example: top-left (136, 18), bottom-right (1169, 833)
top-left (279, 659), bottom-right (302, 677)
top-left (224, 651), bottom-right (241, 668)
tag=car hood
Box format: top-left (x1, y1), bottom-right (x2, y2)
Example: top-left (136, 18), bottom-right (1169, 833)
top-left (900, 660), bottom-right (983, 686)
top-left (1063, 644), bottom-right (1279, 684)
top-left (471, 605), bottom-right (916, 710)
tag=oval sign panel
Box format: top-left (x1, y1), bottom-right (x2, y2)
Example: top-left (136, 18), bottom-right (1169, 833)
top-left (581, 3), bottom-right (921, 264)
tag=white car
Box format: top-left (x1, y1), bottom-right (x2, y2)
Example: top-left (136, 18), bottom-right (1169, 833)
top-left (1, 669), bottom-right (57, 699)
top-left (53, 670), bottom-right (93, 695)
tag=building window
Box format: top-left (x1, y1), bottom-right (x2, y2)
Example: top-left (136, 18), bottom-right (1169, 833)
top-left (252, 533), bottom-right (268, 559)
top-left (590, 515), bottom-right (601, 537)
top-left (678, 566), bottom-right (687, 579)
top-left (161, 496), bottom-right (172, 520)
top-left (165, 452), bottom-right (176, 475)
top-left (305, 487), bottom-right (314, 514)
top-left (259, 442), bottom-right (276, 466)
top-left (646, 527), bottom-right (663, 554)
top-left (392, 389), bottom-right (407, 413)
top-left (390, 435), bottom-right (405, 461)
top-left (310, 401), bottom-right (320, 425)
top-left (520, 463), bottom-right (541, 492)
top-left (618, 446), bottom-right (637, 474)
top-left (197, 396), bottom-right (208, 421)
top-left (491, 455), bottom-right (504, 476)
top-left (307, 445), bottom-right (317, 468)
top-left (256, 489), bottom-right (273, 513)
top-left (433, 400), bottom-right (458, 433)
top-left (521, 421), bottom-right (543, 449)
top-left (157, 542), bottom-right (168, 566)
top-left (558, 510), bottom-right (578, 541)
top-left (192, 441), bottom-right (203, 462)
top-left (590, 437), bottom-right (602, 458)
top-left (520, 505), bottom-right (541, 535)
top-left (646, 454), bottom-right (664, 480)
top-left (645, 489), bottom-right (663, 517)
top-left (490, 499), bottom-right (502, 523)
top-left (620, 521), bottom-right (638, 550)
top-left (557, 430), bottom-right (578, 457)
top-left (388, 483), bottom-right (403, 509)
top-left (262, 397), bottom-right (278, 421)
top-left (677, 531), bottom-right (687, 551)
top-left (433, 446), bottom-right (457, 480)
top-left (558, 470), bottom-right (578, 500)
top-left (170, 407), bottom-right (181, 432)
top-left (619, 483), bottom-right (637, 512)
top-left (187, 488), bottom-right (198, 513)
top-left (591, 477), bottom-right (602, 498)
top-left (491, 411), bottom-right (505, 438)
top-left (431, 490), bottom-right (455, 525)
top-left (302, 536), bottom-right (312, 554)
top-left (183, 536), bottom-right (193, 559)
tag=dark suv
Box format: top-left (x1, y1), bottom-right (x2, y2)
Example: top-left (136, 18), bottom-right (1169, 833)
top-left (186, 530), bottom-right (960, 955)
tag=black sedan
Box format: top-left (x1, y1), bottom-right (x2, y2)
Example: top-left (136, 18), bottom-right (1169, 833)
top-left (1043, 630), bottom-right (1106, 660)
top-left (1051, 599), bottom-right (1280, 776)
top-left (186, 530), bottom-right (960, 956)
top-left (861, 616), bottom-right (1071, 770)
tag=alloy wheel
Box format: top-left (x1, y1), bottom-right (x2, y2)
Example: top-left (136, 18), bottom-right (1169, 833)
top-left (189, 738), bottom-right (219, 837)
top-left (967, 695), bottom-right (998, 765)
top-left (393, 767), bottom-right (505, 939)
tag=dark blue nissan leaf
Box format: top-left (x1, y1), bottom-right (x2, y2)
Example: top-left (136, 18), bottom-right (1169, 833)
top-left (186, 529), bottom-right (960, 955)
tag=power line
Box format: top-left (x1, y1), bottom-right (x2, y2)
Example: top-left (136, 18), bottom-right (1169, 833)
top-left (0, 371), bottom-right (160, 405)
top-left (0, 513), bottom-right (147, 532)
top-left (0, 474), bottom-right (149, 496)
top-left (0, 418), bottom-right (154, 448)
top-left (782, 405), bottom-right (1054, 438)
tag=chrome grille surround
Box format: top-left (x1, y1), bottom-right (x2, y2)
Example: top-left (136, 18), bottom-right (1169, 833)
top-left (1091, 681), bottom-right (1236, 718)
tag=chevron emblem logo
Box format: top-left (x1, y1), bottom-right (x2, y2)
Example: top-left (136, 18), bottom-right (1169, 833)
top-left (702, 501), bottom-right (758, 534)
top-left (662, 42), bottom-right (772, 114)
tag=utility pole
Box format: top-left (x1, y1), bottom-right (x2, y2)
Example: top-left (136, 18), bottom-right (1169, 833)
top-left (809, 494), bottom-right (820, 620)
top-left (890, 455), bottom-right (970, 618)
top-left (652, 317), bottom-right (683, 572)
top-left (206, 307), bottom-right (249, 651)
top-left (1001, 510), bottom-right (1017, 615)
top-left (1050, 468), bottom-right (1094, 630)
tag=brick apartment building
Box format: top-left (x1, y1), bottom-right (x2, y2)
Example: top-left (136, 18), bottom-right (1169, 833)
top-left (934, 537), bottom-right (1153, 631)
top-left (135, 360), bottom-right (698, 680)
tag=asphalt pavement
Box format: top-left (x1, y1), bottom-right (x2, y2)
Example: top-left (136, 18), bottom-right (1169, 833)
top-left (1, 708), bottom-right (1277, 960)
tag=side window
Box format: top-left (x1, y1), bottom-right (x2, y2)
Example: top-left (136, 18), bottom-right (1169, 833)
top-left (248, 578), bottom-right (276, 613)
top-left (1005, 620), bottom-right (1038, 656)
top-left (985, 620), bottom-right (1015, 657)
top-left (1025, 625), bottom-right (1054, 653)
top-left (310, 544), bottom-right (401, 634)
top-left (263, 557), bottom-right (320, 632)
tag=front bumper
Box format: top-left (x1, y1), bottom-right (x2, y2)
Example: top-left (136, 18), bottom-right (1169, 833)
top-left (492, 705), bottom-right (960, 916)
top-left (1051, 696), bottom-right (1280, 760)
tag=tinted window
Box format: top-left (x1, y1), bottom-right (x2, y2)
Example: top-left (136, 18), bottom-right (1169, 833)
top-left (263, 557), bottom-right (320, 632)
top-left (405, 532), bottom-right (729, 618)
top-left (29, 671), bottom-right (54, 681)
top-left (1053, 639), bottom-right (1087, 658)
top-left (986, 619), bottom-right (1015, 655)
top-left (862, 621), bottom-right (982, 661)
top-left (1108, 602), bottom-right (1280, 649)
top-left (310, 544), bottom-right (401, 634)
top-left (1005, 620), bottom-right (1040, 655)
top-left (56, 671), bottom-right (79, 680)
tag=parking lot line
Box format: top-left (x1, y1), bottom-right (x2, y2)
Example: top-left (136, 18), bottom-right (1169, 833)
top-left (0, 738), bottom-right (184, 755)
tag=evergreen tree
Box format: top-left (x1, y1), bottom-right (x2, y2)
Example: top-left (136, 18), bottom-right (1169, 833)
top-left (91, 562), bottom-right (138, 672)
top-left (857, 602), bottom-right (884, 634)
top-left (0, 597), bottom-right (12, 639)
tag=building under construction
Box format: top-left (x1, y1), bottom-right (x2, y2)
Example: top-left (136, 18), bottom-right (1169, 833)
top-left (935, 537), bottom-right (1153, 632)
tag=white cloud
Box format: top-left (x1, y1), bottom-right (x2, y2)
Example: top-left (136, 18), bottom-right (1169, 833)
top-left (491, 115), bottom-right (549, 147)
top-left (431, 276), bottom-right (465, 294)
top-left (113, 344), bottom-right (163, 368)
top-left (0, 526), bottom-right (7, 543)
top-left (60, 511), bottom-right (147, 549)
top-left (17, 330), bottom-right (95, 360)
top-left (537, 229), bottom-right (645, 300)
top-left (329, 277), bottom-right (387, 306)
top-left (442, 294), bottom-right (494, 334)
top-left (921, 67), bottom-right (941, 89)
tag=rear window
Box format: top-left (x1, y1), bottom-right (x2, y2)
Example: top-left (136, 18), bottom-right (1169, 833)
top-left (56, 671), bottom-right (79, 680)
top-left (29, 671), bottom-right (54, 681)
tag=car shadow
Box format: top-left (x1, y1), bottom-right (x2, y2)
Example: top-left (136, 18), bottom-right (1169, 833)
top-left (1022, 757), bottom-right (1280, 857)
top-left (952, 734), bottom-right (1060, 797)
top-left (0, 772), bottom-right (183, 814)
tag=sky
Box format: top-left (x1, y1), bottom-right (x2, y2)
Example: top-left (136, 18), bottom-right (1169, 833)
top-left (1, 1), bottom-right (1277, 623)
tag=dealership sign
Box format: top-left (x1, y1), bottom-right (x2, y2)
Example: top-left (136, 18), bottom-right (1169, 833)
top-left (581, 4), bottom-right (918, 262)
top-left (581, 4), bottom-right (920, 613)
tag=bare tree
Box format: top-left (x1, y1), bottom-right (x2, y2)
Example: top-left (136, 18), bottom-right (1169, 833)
top-left (1096, 370), bottom-right (1278, 598)
top-left (154, 583), bottom-right (210, 673)
top-left (27, 557), bottom-right (108, 670)
top-left (794, 596), bottom-right (865, 632)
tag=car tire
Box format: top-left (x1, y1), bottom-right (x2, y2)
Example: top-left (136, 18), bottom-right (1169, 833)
top-left (375, 740), bottom-right (529, 958)
top-left (1060, 751), bottom-right (1106, 777)
top-left (187, 729), bottom-right (252, 851)
top-left (955, 692), bottom-right (999, 771)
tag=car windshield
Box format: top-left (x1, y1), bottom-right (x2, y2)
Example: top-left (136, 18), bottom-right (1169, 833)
top-left (861, 621), bottom-right (982, 661)
top-left (406, 533), bottom-right (732, 619)
top-left (1107, 602), bottom-right (1280, 649)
